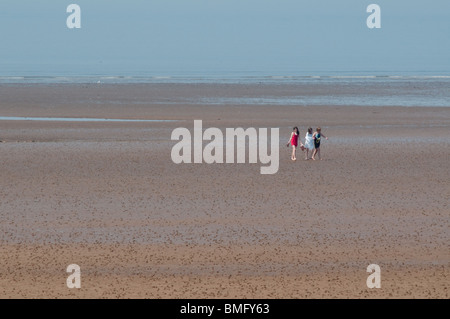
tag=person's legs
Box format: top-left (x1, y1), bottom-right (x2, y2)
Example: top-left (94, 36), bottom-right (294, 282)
top-left (317, 147), bottom-right (321, 160)
top-left (291, 145), bottom-right (296, 160)
top-left (305, 149), bottom-right (309, 160)
top-left (312, 148), bottom-right (317, 160)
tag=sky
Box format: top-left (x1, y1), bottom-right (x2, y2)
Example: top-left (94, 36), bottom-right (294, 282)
top-left (0, 0), bottom-right (449, 76)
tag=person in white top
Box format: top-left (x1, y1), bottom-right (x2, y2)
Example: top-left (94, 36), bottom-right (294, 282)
top-left (304, 127), bottom-right (314, 160)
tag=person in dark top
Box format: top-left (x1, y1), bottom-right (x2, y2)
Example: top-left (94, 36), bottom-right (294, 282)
top-left (312, 127), bottom-right (328, 161)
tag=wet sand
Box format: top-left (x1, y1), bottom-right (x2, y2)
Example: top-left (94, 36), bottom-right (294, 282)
top-left (0, 84), bottom-right (449, 298)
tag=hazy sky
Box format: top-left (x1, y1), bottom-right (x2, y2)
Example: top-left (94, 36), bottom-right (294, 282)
top-left (1, 0), bottom-right (449, 75)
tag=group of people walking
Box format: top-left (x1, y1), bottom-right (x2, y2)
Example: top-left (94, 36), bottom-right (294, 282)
top-left (287, 126), bottom-right (328, 161)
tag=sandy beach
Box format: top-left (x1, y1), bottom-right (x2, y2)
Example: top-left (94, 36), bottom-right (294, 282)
top-left (0, 83), bottom-right (449, 298)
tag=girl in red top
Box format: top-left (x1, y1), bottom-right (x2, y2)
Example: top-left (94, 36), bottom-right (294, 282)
top-left (286, 127), bottom-right (304, 161)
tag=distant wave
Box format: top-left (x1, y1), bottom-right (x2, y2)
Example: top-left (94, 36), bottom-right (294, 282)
top-left (328, 75), bottom-right (377, 79)
top-left (0, 117), bottom-right (178, 122)
top-left (0, 74), bottom-right (449, 84)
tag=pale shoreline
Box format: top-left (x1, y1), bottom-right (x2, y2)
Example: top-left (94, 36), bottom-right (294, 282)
top-left (0, 84), bottom-right (448, 298)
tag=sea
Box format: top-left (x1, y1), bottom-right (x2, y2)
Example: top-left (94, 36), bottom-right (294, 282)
top-left (0, 70), bottom-right (449, 108)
